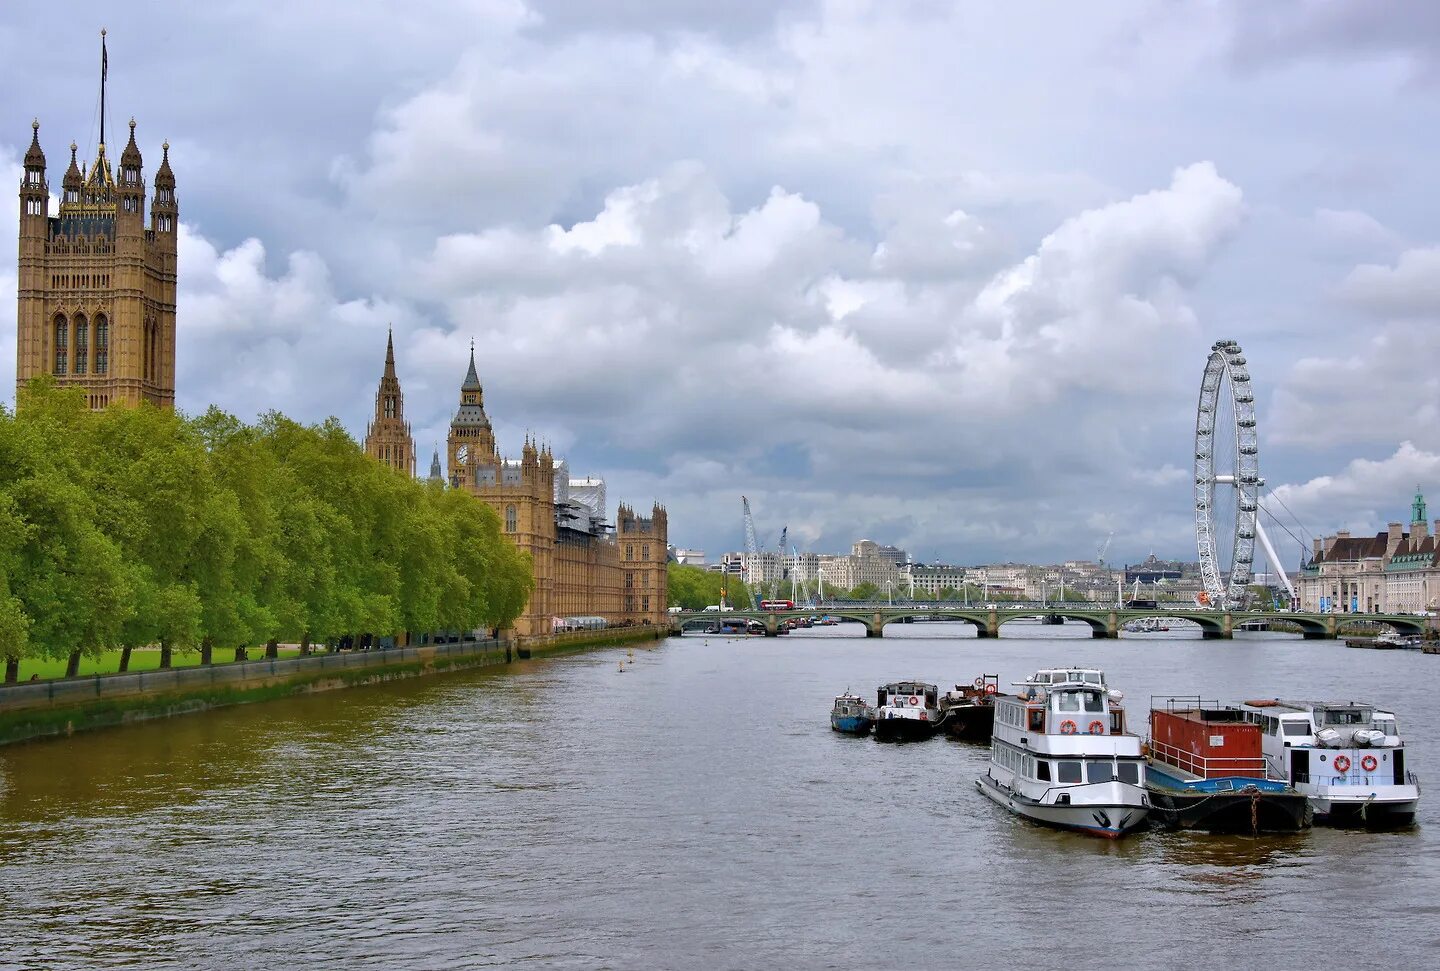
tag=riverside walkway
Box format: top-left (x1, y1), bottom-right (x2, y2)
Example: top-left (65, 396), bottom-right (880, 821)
top-left (668, 604), bottom-right (1429, 639)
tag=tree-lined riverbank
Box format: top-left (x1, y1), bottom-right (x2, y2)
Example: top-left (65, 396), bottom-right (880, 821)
top-left (0, 381), bottom-right (534, 682)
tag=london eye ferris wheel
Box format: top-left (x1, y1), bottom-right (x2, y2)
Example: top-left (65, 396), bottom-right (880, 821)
top-left (1193, 339), bottom-right (1294, 610)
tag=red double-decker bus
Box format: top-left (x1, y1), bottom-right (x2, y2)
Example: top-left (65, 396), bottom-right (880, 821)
top-left (759, 599), bottom-right (795, 611)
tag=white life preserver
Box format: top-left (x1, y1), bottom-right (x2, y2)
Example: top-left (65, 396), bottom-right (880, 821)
top-left (908, 695), bottom-right (919, 706)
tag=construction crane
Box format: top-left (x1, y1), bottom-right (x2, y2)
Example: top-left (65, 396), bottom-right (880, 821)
top-left (1096, 532), bottom-right (1113, 568)
top-left (740, 496), bottom-right (761, 608)
top-left (768, 526), bottom-right (788, 601)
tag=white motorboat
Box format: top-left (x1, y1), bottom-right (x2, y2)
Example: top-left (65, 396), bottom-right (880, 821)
top-left (976, 667), bottom-right (1149, 838)
top-left (1238, 699), bottom-right (1421, 827)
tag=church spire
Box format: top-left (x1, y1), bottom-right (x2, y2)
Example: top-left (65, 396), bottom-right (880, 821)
top-left (384, 324), bottom-right (397, 379)
top-left (462, 338), bottom-right (481, 392)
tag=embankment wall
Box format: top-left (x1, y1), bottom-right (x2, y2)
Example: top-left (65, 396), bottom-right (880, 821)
top-left (0, 627), bottom-right (665, 746)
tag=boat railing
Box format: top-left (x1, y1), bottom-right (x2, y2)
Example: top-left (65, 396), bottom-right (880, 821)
top-left (1147, 739), bottom-right (1267, 779)
top-left (1291, 770), bottom-right (1421, 790)
top-left (1151, 695), bottom-right (1221, 715)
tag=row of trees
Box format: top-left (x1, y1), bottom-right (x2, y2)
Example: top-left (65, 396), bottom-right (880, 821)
top-left (0, 381), bottom-right (533, 682)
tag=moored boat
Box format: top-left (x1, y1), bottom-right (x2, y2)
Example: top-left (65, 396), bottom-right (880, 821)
top-left (1239, 699), bottom-right (1421, 827)
top-left (830, 693), bottom-right (874, 735)
top-left (938, 675), bottom-right (998, 741)
top-left (1145, 698), bottom-right (1311, 832)
top-left (976, 667), bottom-right (1149, 838)
top-left (873, 681), bottom-right (941, 742)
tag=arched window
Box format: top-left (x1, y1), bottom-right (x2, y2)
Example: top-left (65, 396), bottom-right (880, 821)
top-left (73, 314), bottom-right (88, 374)
top-left (94, 315), bottom-right (108, 375)
top-left (505, 504), bottom-right (517, 533)
top-left (53, 315), bottom-right (68, 374)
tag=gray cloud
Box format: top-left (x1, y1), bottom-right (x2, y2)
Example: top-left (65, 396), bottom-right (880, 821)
top-left (4, 1), bottom-right (1440, 566)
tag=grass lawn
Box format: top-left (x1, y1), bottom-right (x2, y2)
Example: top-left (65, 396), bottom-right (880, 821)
top-left (14, 647), bottom-right (306, 683)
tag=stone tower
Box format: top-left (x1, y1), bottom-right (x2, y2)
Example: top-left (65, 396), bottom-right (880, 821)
top-left (363, 327), bottom-right (415, 476)
top-left (617, 502), bottom-right (670, 625)
top-left (16, 36), bottom-right (178, 409)
top-left (447, 347), bottom-right (556, 635)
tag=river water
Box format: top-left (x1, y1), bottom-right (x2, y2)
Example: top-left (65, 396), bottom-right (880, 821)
top-left (1, 622), bottom-right (1437, 969)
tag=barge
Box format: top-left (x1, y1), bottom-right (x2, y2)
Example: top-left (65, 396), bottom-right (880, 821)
top-left (873, 681), bottom-right (941, 742)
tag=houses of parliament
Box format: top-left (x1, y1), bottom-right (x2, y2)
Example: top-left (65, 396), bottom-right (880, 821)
top-left (360, 336), bottom-right (669, 637)
top-left (15, 41), bottom-right (667, 638)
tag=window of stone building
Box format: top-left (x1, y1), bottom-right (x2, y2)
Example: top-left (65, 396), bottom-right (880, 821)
top-left (643, 572), bottom-right (650, 588)
top-left (95, 316), bottom-right (108, 374)
top-left (384, 396), bottom-right (395, 419)
top-left (73, 315), bottom-right (88, 374)
top-left (506, 505), bottom-right (517, 533)
top-left (642, 545), bottom-right (650, 561)
top-left (625, 545), bottom-right (633, 561)
top-left (625, 572), bottom-right (634, 588)
top-left (643, 596), bottom-right (650, 612)
top-left (53, 316), bottom-right (68, 374)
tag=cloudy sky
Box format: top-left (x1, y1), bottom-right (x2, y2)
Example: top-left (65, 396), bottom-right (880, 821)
top-left (4, 1), bottom-right (1439, 569)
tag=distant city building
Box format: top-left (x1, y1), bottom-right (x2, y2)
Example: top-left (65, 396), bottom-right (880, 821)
top-left (900, 563), bottom-right (969, 596)
top-left (671, 548), bottom-right (707, 566)
top-left (1298, 489), bottom-right (1439, 613)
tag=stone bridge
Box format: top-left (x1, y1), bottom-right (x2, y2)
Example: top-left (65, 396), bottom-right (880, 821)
top-left (668, 605), bottom-right (1429, 640)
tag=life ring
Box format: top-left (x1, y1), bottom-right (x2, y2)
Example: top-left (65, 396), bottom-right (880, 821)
top-left (1088, 720), bottom-right (1105, 735)
top-left (908, 695), bottom-right (919, 706)
top-left (1333, 754), bottom-right (1351, 774)
top-left (1060, 720), bottom-right (1078, 735)
top-left (973, 676), bottom-right (985, 690)
top-left (984, 683), bottom-right (998, 695)
top-left (1361, 755), bottom-right (1378, 772)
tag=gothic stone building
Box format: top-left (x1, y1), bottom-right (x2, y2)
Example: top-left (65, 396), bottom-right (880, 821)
top-left (365, 343), bottom-right (668, 637)
top-left (362, 328), bottom-right (415, 476)
top-left (16, 116), bottom-right (178, 408)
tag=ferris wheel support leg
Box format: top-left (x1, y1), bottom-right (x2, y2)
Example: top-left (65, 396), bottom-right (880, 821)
top-left (1254, 518), bottom-right (1297, 600)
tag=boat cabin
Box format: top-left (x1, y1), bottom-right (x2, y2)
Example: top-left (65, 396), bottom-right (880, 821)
top-left (998, 674), bottom-right (1126, 737)
top-left (878, 682), bottom-right (938, 709)
top-left (832, 693), bottom-right (869, 718)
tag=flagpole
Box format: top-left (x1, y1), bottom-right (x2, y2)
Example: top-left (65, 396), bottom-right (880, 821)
top-left (100, 28), bottom-right (108, 148)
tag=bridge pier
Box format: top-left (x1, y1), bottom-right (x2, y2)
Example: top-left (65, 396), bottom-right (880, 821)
top-left (764, 615), bottom-right (779, 637)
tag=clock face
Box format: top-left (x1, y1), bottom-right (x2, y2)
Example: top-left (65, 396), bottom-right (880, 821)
top-left (456, 444), bottom-right (469, 464)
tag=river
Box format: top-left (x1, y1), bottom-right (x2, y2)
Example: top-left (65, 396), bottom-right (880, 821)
top-left (1, 622), bottom-right (1437, 968)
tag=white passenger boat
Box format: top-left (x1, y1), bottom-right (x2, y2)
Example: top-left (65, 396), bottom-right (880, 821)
top-left (1238, 699), bottom-right (1421, 827)
top-left (976, 667), bottom-right (1149, 838)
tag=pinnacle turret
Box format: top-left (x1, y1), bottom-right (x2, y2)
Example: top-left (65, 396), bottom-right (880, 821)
top-left (120, 117), bottom-right (142, 169)
top-left (24, 119), bottom-right (45, 168)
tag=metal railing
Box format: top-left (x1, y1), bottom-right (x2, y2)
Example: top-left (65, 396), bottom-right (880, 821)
top-left (1292, 770), bottom-right (1421, 790)
top-left (1147, 738), bottom-right (1267, 779)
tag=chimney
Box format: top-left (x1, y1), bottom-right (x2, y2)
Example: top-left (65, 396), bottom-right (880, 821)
top-left (1387, 522), bottom-right (1404, 557)
top-left (1414, 519), bottom-right (1430, 543)
top-left (1312, 537), bottom-right (1323, 559)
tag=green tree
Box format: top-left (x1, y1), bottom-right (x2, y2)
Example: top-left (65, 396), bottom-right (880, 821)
top-left (848, 582), bottom-right (880, 601)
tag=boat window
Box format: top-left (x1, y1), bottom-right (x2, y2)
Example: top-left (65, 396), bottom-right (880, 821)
top-left (1116, 762), bottom-right (1140, 784)
top-left (1029, 709), bottom-right (1045, 732)
top-left (1263, 717), bottom-right (1277, 736)
top-left (1068, 671), bottom-right (1082, 682)
top-left (1036, 761), bottom-right (1051, 781)
top-left (1083, 692), bottom-right (1104, 713)
top-left (1057, 693), bottom-right (1080, 712)
top-left (1087, 760), bottom-right (1116, 784)
top-left (1057, 761), bottom-right (1082, 784)
top-left (1110, 712), bottom-right (1124, 734)
top-left (1084, 673), bottom-right (1102, 684)
top-left (1282, 722), bottom-right (1310, 737)
top-left (1376, 718), bottom-right (1397, 735)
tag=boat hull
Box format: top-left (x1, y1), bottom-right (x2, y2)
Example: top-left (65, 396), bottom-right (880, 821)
top-left (873, 716), bottom-right (937, 743)
top-left (830, 714), bottom-right (872, 735)
top-left (1147, 784), bottom-right (1312, 832)
top-left (940, 704), bottom-right (994, 742)
top-left (976, 773), bottom-right (1148, 839)
top-left (1312, 797), bottom-right (1419, 828)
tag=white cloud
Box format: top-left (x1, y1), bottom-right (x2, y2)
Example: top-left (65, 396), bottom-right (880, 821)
top-left (1271, 442), bottom-right (1440, 534)
top-left (1338, 246), bottom-right (1440, 317)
